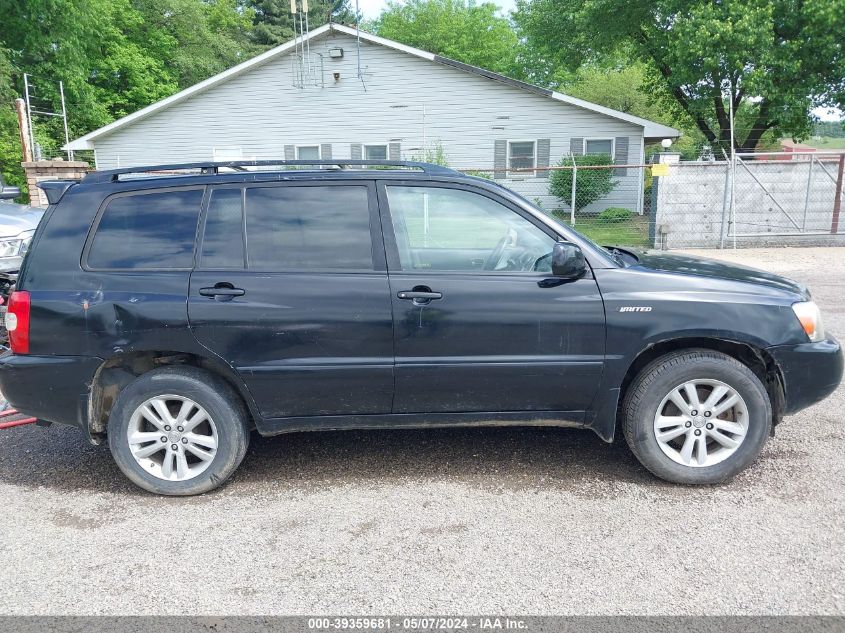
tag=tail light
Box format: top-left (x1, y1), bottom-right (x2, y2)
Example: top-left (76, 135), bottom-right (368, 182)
top-left (5, 291), bottom-right (31, 354)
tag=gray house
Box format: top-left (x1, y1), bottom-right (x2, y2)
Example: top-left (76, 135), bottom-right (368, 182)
top-left (66, 23), bottom-right (679, 213)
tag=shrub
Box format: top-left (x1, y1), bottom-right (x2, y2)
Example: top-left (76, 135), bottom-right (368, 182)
top-left (598, 207), bottom-right (634, 223)
top-left (411, 140), bottom-right (449, 166)
top-left (549, 153), bottom-right (617, 212)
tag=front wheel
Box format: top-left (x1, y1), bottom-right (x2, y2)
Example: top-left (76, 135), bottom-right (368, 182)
top-left (622, 349), bottom-right (772, 484)
top-left (108, 366), bottom-right (250, 495)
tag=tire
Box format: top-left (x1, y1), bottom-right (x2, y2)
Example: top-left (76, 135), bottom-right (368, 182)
top-left (622, 349), bottom-right (772, 484)
top-left (107, 366), bottom-right (250, 495)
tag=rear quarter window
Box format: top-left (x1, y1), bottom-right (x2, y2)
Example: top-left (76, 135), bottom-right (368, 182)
top-left (86, 189), bottom-right (204, 269)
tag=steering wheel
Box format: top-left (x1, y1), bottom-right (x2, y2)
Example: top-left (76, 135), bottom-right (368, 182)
top-left (532, 251), bottom-right (552, 272)
top-left (483, 228), bottom-right (518, 271)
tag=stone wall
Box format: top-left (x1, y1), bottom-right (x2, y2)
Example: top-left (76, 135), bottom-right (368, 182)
top-left (21, 161), bottom-right (90, 208)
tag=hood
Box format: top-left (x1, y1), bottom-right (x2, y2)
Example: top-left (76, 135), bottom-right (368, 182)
top-left (0, 202), bottom-right (44, 238)
top-left (631, 250), bottom-right (809, 298)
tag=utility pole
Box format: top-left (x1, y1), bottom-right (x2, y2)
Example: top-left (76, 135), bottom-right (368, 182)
top-left (14, 99), bottom-right (33, 162)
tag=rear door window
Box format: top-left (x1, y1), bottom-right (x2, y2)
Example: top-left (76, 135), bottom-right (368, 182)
top-left (87, 188), bottom-right (203, 269)
top-left (243, 185), bottom-right (374, 270)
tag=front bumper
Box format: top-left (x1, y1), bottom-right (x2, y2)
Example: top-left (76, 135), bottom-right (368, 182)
top-left (0, 353), bottom-right (102, 429)
top-left (768, 337), bottom-right (843, 415)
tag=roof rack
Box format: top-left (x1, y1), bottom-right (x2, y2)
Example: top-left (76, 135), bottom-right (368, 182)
top-left (81, 159), bottom-right (459, 183)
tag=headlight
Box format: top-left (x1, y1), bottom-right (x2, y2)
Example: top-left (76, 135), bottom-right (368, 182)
top-left (792, 301), bottom-right (824, 342)
top-left (0, 230), bottom-right (34, 259)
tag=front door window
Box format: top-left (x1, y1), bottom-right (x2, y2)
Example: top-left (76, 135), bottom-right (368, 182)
top-left (384, 185), bottom-right (555, 273)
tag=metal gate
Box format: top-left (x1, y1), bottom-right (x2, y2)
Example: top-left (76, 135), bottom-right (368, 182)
top-left (728, 152), bottom-right (845, 240)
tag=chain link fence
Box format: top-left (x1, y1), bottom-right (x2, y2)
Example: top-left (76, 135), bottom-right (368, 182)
top-left (457, 151), bottom-right (845, 250)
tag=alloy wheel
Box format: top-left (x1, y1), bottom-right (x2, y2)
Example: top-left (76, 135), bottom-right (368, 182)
top-left (653, 379), bottom-right (749, 468)
top-left (127, 395), bottom-right (218, 481)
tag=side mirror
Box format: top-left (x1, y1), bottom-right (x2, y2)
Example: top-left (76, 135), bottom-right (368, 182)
top-left (0, 184), bottom-right (21, 201)
top-left (551, 242), bottom-right (587, 279)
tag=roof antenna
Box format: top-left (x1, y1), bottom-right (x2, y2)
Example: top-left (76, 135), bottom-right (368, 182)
top-left (355, 0), bottom-right (366, 91)
top-left (303, 0), bottom-right (312, 83)
top-left (290, 0), bottom-right (300, 85)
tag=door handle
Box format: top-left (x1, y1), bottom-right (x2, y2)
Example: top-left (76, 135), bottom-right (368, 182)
top-left (199, 284), bottom-right (245, 301)
top-left (397, 288), bottom-right (442, 304)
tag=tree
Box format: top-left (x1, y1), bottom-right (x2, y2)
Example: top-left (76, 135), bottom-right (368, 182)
top-left (133, 0), bottom-right (256, 88)
top-left (0, 0), bottom-right (255, 175)
top-left (0, 0), bottom-right (190, 136)
top-left (247, 0), bottom-right (355, 47)
top-left (372, 0), bottom-right (520, 76)
top-left (565, 63), bottom-right (662, 122)
top-left (514, 0), bottom-right (845, 154)
top-left (562, 63), bottom-right (718, 159)
top-left (549, 153), bottom-right (617, 213)
top-left (814, 120), bottom-right (845, 138)
top-left (0, 47), bottom-right (25, 199)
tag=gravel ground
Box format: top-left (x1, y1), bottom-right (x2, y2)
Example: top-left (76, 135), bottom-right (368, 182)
top-left (0, 246), bottom-right (843, 616)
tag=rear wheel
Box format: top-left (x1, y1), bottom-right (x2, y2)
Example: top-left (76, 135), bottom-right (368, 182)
top-left (622, 349), bottom-right (771, 484)
top-left (108, 366), bottom-right (250, 495)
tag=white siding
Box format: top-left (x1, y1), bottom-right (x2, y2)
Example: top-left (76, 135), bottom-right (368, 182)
top-left (93, 32), bottom-right (645, 213)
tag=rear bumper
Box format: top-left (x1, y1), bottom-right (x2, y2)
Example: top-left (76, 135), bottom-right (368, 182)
top-left (0, 353), bottom-right (101, 429)
top-left (768, 337), bottom-right (843, 415)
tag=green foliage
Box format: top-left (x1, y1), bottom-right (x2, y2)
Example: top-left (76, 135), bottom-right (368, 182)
top-left (0, 47), bottom-right (25, 201)
top-left (248, 0), bottom-right (355, 47)
top-left (515, 0), bottom-right (845, 155)
top-left (133, 0), bottom-right (257, 88)
top-left (565, 63), bottom-right (663, 122)
top-left (410, 140), bottom-right (449, 166)
top-left (0, 0), bottom-right (259, 184)
top-left (598, 207), bottom-right (633, 223)
top-left (372, 0), bottom-right (520, 75)
top-left (814, 120), bottom-right (845, 138)
top-left (549, 153), bottom-right (617, 212)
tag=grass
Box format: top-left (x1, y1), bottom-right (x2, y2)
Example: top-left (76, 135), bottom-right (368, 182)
top-left (563, 214), bottom-right (652, 248)
top-left (804, 137), bottom-right (845, 150)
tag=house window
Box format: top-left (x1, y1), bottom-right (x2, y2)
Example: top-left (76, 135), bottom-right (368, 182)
top-left (296, 145), bottom-right (321, 160)
top-left (508, 141), bottom-right (536, 174)
top-left (364, 144), bottom-right (388, 160)
top-left (584, 138), bottom-right (614, 156)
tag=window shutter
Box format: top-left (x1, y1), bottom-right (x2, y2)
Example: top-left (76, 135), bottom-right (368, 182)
top-left (569, 138), bottom-right (584, 156)
top-left (493, 140), bottom-right (507, 179)
top-left (321, 143), bottom-right (332, 160)
top-left (350, 143), bottom-right (362, 160)
top-left (536, 138), bottom-right (551, 178)
top-left (614, 136), bottom-right (629, 176)
top-left (389, 142), bottom-right (401, 161)
top-left (284, 144), bottom-right (295, 160)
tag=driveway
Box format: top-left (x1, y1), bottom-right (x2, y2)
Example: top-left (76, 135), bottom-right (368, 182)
top-left (0, 247), bottom-right (843, 615)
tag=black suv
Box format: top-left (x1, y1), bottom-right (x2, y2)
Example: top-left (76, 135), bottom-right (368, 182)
top-left (0, 160), bottom-right (841, 495)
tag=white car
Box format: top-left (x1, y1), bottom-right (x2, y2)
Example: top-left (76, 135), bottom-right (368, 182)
top-left (0, 180), bottom-right (43, 274)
